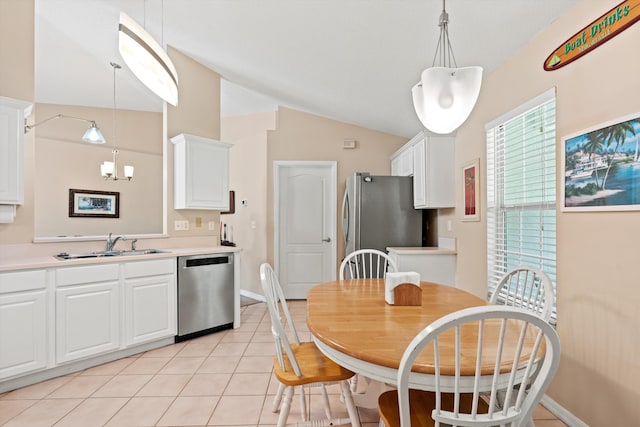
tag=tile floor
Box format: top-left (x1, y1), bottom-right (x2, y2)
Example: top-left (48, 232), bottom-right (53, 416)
top-left (0, 301), bottom-right (568, 426)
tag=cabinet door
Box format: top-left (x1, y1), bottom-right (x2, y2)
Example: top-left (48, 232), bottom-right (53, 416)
top-left (0, 97), bottom-right (32, 205)
top-left (124, 274), bottom-right (176, 346)
top-left (412, 138), bottom-right (426, 207)
top-left (55, 282), bottom-right (120, 363)
top-left (0, 291), bottom-right (47, 379)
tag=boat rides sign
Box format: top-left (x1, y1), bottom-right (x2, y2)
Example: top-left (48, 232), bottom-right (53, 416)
top-left (562, 112), bottom-right (640, 211)
top-left (544, 0), bottom-right (640, 71)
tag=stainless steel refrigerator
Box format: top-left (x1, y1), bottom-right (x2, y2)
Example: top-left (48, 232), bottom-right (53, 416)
top-left (342, 172), bottom-right (422, 256)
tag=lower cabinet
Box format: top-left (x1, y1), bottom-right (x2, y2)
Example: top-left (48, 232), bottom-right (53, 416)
top-left (124, 259), bottom-right (176, 346)
top-left (55, 280), bottom-right (120, 364)
top-left (387, 248), bottom-right (456, 287)
top-left (0, 289), bottom-right (47, 380)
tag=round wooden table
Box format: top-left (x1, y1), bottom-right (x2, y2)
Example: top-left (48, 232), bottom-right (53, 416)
top-left (306, 279), bottom-right (539, 396)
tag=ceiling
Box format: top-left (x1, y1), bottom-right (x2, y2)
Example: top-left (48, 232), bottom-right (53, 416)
top-left (35, 0), bottom-right (577, 138)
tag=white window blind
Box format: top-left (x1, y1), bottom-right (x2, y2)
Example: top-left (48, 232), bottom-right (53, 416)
top-left (486, 91), bottom-right (557, 323)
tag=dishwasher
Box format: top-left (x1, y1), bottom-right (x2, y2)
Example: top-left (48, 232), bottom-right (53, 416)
top-left (176, 253), bottom-right (234, 342)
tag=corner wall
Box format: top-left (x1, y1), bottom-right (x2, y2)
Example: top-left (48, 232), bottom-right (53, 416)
top-left (452, 0), bottom-right (640, 423)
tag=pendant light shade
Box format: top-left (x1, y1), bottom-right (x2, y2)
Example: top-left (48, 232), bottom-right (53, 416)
top-left (412, 0), bottom-right (482, 134)
top-left (412, 66), bottom-right (482, 134)
top-left (82, 122), bottom-right (106, 144)
top-left (118, 12), bottom-right (178, 106)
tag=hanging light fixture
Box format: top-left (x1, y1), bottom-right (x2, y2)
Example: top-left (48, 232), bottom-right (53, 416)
top-left (118, 3), bottom-right (178, 106)
top-left (101, 62), bottom-right (134, 181)
top-left (412, 0), bottom-right (482, 134)
top-left (24, 114), bottom-right (106, 144)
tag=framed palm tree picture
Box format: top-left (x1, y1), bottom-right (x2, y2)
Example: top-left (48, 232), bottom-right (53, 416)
top-left (562, 112), bottom-right (640, 211)
top-left (462, 158), bottom-right (480, 221)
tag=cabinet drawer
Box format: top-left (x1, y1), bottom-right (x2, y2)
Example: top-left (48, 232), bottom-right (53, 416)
top-left (56, 264), bottom-right (120, 287)
top-left (124, 258), bottom-right (175, 279)
top-left (0, 269), bottom-right (47, 293)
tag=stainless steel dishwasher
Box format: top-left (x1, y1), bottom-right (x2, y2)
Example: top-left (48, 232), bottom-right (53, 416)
top-left (176, 253), bottom-right (234, 342)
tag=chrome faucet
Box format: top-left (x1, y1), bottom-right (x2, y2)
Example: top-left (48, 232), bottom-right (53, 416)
top-left (105, 233), bottom-right (126, 252)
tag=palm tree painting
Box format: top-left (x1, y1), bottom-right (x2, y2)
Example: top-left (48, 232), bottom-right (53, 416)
top-left (563, 113), bottom-right (640, 211)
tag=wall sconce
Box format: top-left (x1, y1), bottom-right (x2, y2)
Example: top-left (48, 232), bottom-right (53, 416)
top-left (412, 0), bottom-right (482, 134)
top-left (24, 114), bottom-right (106, 144)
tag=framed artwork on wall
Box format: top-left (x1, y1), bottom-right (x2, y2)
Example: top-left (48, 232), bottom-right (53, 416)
top-left (69, 189), bottom-right (119, 218)
top-left (462, 158), bottom-right (480, 221)
top-left (562, 112), bottom-right (640, 211)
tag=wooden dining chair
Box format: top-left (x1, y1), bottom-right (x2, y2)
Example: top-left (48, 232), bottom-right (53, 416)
top-left (378, 305), bottom-right (560, 427)
top-left (490, 266), bottom-right (554, 322)
top-left (340, 249), bottom-right (398, 280)
top-left (259, 263), bottom-right (361, 427)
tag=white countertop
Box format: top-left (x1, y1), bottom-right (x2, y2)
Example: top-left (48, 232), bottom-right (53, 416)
top-left (0, 246), bottom-right (241, 272)
top-left (387, 246), bottom-right (457, 255)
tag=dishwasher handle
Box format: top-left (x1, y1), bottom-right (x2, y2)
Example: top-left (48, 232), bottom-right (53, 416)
top-left (183, 255), bottom-right (231, 268)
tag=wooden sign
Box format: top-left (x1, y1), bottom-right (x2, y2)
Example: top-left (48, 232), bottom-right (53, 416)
top-left (544, 0), bottom-right (640, 71)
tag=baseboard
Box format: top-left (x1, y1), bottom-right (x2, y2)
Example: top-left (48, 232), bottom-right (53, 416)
top-left (540, 394), bottom-right (589, 427)
top-left (240, 289), bottom-right (266, 302)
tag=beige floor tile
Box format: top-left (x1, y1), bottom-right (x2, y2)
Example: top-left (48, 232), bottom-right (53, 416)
top-left (251, 331), bottom-right (276, 343)
top-left (2, 398), bottom-right (82, 427)
top-left (159, 356), bottom-right (206, 374)
top-left (224, 373), bottom-right (271, 395)
top-left (220, 331), bottom-right (255, 343)
top-left (243, 342), bottom-right (275, 357)
top-left (140, 342), bottom-right (186, 358)
top-left (92, 374), bottom-right (153, 397)
top-left (136, 374), bottom-right (192, 397)
top-left (190, 332), bottom-right (225, 346)
top-left (208, 395), bottom-right (265, 425)
top-left (210, 342), bottom-right (248, 356)
top-left (176, 341), bottom-right (217, 358)
top-left (80, 357), bottom-right (136, 376)
top-left (156, 396), bottom-right (219, 426)
top-left (197, 356), bottom-right (241, 374)
top-left (259, 391), bottom-right (305, 425)
top-left (181, 373), bottom-right (232, 396)
top-left (534, 403), bottom-right (557, 419)
top-left (0, 375), bottom-right (72, 400)
top-left (234, 356), bottom-right (274, 373)
top-left (120, 356), bottom-right (172, 374)
top-left (0, 399), bottom-right (37, 424)
top-left (47, 375), bottom-right (112, 398)
top-left (236, 322), bottom-right (259, 333)
top-left (534, 420), bottom-right (569, 427)
top-left (54, 397), bottom-right (129, 427)
top-left (104, 396), bottom-right (174, 427)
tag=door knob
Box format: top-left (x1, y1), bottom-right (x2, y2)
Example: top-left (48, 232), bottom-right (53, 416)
top-left (322, 237), bottom-right (331, 242)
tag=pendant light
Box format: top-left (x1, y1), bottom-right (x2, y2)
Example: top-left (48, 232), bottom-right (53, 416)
top-left (24, 114), bottom-right (105, 144)
top-left (118, 0), bottom-right (178, 106)
top-left (101, 62), bottom-right (134, 181)
top-left (412, 0), bottom-right (482, 134)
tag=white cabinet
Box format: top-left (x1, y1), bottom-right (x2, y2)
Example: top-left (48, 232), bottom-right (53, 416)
top-left (171, 133), bottom-right (232, 210)
top-left (123, 259), bottom-right (176, 346)
top-left (0, 270), bottom-right (47, 380)
top-left (387, 247), bottom-right (456, 287)
top-left (390, 132), bottom-right (455, 208)
top-left (0, 96), bottom-right (32, 223)
top-left (390, 144), bottom-right (414, 177)
top-left (55, 264), bottom-right (120, 364)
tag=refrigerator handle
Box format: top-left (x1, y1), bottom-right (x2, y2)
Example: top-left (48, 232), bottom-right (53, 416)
top-left (341, 189), bottom-right (349, 245)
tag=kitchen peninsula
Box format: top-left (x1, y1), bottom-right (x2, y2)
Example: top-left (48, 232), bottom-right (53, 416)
top-left (0, 245), bottom-right (241, 393)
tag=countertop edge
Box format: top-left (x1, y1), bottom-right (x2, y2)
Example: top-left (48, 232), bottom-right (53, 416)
top-left (0, 246), bottom-right (241, 272)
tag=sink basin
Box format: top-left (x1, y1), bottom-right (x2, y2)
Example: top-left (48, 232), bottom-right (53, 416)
top-left (55, 249), bottom-right (170, 260)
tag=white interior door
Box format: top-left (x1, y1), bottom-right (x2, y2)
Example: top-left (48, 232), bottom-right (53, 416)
top-left (275, 161), bottom-right (336, 299)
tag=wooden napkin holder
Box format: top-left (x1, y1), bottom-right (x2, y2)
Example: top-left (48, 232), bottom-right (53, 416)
top-left (391, 283), bottom-right (422, 306)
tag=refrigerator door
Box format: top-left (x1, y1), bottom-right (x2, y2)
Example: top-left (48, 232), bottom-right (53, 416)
top-left (358, 175), bottom-right (422, 252)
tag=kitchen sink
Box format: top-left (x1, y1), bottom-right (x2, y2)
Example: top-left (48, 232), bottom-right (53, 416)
top-left (55, 249), bottom-right (170, 260)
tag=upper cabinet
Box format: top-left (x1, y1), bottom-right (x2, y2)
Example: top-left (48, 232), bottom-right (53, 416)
top-left (0, 97), bottom-right (32, 222)
top-left (171, 133), bottom-right (232, 210)
top-left (391, 131), bottom-right (455, 209)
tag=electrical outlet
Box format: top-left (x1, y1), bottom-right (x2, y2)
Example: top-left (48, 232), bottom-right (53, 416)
top-left (174, 220), bottom-right (189, 231)
top-left (208, 221), bottom-right (215, 230)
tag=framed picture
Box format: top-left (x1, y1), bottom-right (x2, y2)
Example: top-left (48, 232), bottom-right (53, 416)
top-left (462, 159), bottom-right (480, 221)
top-left (69, 189), bottom-right (119, 218)
top-left (221, 190), bottom-right (235, 215)
top-left (562, 112), bottom-right (640, 211)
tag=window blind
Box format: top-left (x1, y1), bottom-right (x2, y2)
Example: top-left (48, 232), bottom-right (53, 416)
top-left (486, 93), bottom-right (557, 323)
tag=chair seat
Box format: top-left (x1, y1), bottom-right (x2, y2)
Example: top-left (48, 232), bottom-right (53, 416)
top-left (274, 342), bottom-right (356, 386)
top-left (378, 389), bottom-right (490, 427)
